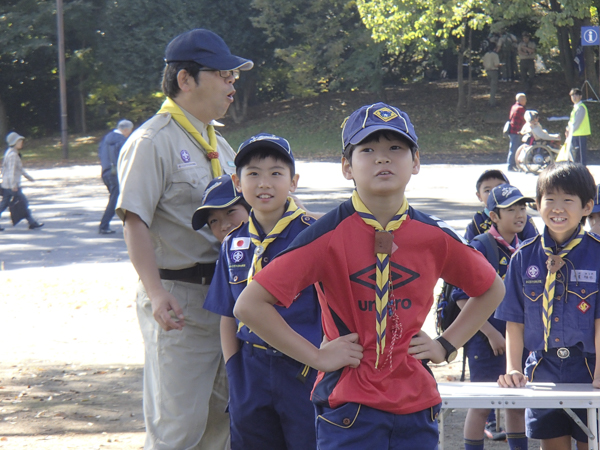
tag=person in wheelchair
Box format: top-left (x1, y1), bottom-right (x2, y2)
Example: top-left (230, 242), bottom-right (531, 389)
top-left (520, 110), bottom-right (561, 149)
top-left (515, 111), bottom-right (561, 173)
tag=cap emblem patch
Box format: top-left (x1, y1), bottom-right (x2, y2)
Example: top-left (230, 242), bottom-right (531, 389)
top-left (373, 107), bottom-right (398, 122)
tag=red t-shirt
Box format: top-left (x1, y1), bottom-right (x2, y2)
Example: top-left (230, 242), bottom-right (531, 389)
top-left (254, 200), bottom-right (497, 415)
top-left (509, 102), bottom-right (526, 134)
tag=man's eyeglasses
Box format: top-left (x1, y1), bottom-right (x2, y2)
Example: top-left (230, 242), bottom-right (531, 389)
top-left (199, 69), bottom-right (240, 80)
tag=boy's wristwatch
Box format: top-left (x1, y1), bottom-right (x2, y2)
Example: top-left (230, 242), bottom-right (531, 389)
top-left (435, 336), bottom-right (457, 362)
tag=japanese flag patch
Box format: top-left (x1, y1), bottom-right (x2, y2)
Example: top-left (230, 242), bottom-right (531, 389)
top-left (231, 237), bottom-right (251, 250)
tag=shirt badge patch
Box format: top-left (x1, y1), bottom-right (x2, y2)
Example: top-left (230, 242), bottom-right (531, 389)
top-left (570, 270), bottom-right (597, 283)
top-left (230, 237), bottom-right (251, 250)
top-left (578, 300), bottom-right (590, 313)
top-left (526, 265), bottom-right (540, 279)
top-left (373, 107), bottom-right (398, 122)
top-left (180, 149), bottom-right (191, 163)
top-left (500, 256), bottom-right (508, 266)
top-left (227, 161), bottom-right (235, 167)
top-left (231, 250), bottom-right (244, 263)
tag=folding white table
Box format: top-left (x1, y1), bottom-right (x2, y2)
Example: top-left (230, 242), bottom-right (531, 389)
top-left (438, 382), bottom-right (600, 450)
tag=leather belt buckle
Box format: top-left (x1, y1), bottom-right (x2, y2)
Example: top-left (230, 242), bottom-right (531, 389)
top-left (557, 347), bottom-right (570, 359)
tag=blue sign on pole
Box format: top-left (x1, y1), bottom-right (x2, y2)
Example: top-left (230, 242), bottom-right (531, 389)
top-left (582, 26), bottom-right (600, 46)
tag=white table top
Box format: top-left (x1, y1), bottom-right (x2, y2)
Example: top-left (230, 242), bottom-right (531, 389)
top-left (439, 382), bottom-right (600, 409)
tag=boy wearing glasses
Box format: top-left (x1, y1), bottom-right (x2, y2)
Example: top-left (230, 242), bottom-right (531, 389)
top-left (116, 29), bottom-right (252, 450)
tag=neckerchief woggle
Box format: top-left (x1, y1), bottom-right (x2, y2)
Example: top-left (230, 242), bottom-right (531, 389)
top-left (352, 190), bottom-right (409, 368)
top-left (157, 97), bottom-right (223, 178)
top-left (541, 226), bottom-right (585, 351)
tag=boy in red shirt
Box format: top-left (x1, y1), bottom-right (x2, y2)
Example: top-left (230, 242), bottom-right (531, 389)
top-left (234, 102), bottom-right (505, 449)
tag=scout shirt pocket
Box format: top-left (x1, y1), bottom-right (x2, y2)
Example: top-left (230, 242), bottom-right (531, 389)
top-left (566, 279), bottom-right (598, 330)
top-left (523, 284), bottom-right (544, 331)
top-left (167, 166), bottom-right (209, 206)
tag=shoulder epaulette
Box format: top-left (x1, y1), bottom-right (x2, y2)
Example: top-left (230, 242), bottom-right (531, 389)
top-left (517, 233), bottom-right (541, 250)
top-left (224, 221), bottom-right (245, 240)
top-left (409, 208), bottom-right (467, 244)
top-left (300, 214), bottom-right (317, 226)
top-left (138, 113), bottom-right (172, 140)
top-left (586, 231), bottom-right (600, 244)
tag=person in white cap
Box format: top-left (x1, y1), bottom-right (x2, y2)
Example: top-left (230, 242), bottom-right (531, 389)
top-left (116, 28), bottom-right (252, 450)
top-left (0, 132), bottom-right (43, 231)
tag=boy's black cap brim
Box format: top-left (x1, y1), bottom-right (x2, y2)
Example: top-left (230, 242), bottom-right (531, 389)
top-left (234, 140), bottom-right (294, 167)
top-left (192, 197), bottom-right (241, 230)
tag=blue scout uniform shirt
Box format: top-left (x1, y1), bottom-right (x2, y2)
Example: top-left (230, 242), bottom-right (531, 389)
top-left (495, 226), bottom-right (600, 354)
top-left (452, 235), bottom-right (515, 359)
top-left (465, 210), bottom-right (538, 242)
top-left (204, 211), bottom-right (321, 348)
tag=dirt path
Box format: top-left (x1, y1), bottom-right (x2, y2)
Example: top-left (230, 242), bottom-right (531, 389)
top-left (4, 162), bottom-right (587, 449)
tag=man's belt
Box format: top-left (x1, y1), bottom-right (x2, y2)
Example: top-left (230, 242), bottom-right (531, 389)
top-left (158, 263), bottom-right (215, 285)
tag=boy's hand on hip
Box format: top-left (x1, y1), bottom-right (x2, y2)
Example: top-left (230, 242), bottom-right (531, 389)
top-left (486, 330), bottom-right (506, 356)
top-left (498, 371), bottom-right (527, 388)
top-left (316, 333), bottom-right (363, 372)
top-left (408, 330), bottom-right (445, 364)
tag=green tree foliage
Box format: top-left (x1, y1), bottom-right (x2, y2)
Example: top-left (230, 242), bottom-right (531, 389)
top-left (501, 0), bottom-right (598, 89)
top-left (252, 0), bottom-right (387, 98)
top-left (0, 0), bottom-right (56, 137)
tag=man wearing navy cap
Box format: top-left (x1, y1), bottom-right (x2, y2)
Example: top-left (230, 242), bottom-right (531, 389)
top-left (116, 29), bottom-right (252, 450)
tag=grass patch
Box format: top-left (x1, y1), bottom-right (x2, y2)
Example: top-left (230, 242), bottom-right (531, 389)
top-left (16, 73), bottom-right (598, 166)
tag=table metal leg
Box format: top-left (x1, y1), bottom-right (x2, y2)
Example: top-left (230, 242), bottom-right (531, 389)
top-left (586, 407), bottom-right (599, 450)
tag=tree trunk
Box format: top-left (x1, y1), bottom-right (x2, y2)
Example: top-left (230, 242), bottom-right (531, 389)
top-left (456, 32), bottom-right (466, 114)
top-left (0, 95), bottom-right (7, 139)
top-left (79, 73), bottom-right (87, 135)
top-left (550, 0), bottom-right (576, 87)
top-left (467, 27), bottom-right (473, 112)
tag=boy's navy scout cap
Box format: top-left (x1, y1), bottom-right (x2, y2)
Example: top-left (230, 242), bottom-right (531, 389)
top-left (165, 29), bottom-right (254, 71)
top-left (192, 175), bottom-right (243, 230)
top-left (593, 184), bottom-right (600, 214)
top-left (234, 133), bottom-right (295, 167)
top-left (487, 184), bottom-right (534, 211)
top-left (341, 102), bottom-right (418, 151)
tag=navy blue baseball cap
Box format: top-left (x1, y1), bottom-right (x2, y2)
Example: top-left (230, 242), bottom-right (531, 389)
top-left (341, 102), bottom-right (418, 151)
top-left (487, 184), bottom-right (534, 211)
top-left (593, 184), bottom-right (600, 214)
top-left (165, 29), bottom-right (253, 71)
top-left (234, 133), bottom-right (294, 167)
top-left (192, 175), bottom-right (244, 230)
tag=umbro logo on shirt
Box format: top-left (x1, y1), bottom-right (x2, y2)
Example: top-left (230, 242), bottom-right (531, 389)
top-left (349, 262), bottom-right (420, 291)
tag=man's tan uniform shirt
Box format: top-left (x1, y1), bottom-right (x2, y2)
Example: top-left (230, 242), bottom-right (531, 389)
top-left (116, 107), bottom-right (236, 270)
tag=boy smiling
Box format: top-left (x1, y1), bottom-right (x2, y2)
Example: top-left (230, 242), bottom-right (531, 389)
top-left (203, 133), bottom-right (320, 450)
top-left (234, 102), bottom-right (505, 449)
top-left (497, 162), bottom-right (600, 450)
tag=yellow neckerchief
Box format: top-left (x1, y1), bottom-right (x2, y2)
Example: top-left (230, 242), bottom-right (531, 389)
top-left (247, 197), bottom-right (304, 283)
top-left (157, 97), bottom-right (223, 178)
top-left (237, 197), bottom-right (305, 334)
top-left (352, 190), bottom-right (409, 368)
top-left (541, 226), bottom-right (585, 351)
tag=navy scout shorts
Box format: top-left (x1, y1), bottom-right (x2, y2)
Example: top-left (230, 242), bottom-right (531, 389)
top-left (315, 401), bottom-right (441, 450)
top-left (226, 342), bottom-right (317, 450)
top-left (525, 350), bottom-right (595, 442)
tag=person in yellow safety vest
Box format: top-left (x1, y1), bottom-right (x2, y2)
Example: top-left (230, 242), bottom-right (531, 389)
top-left (566, 87), bottom-right (591, 165)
